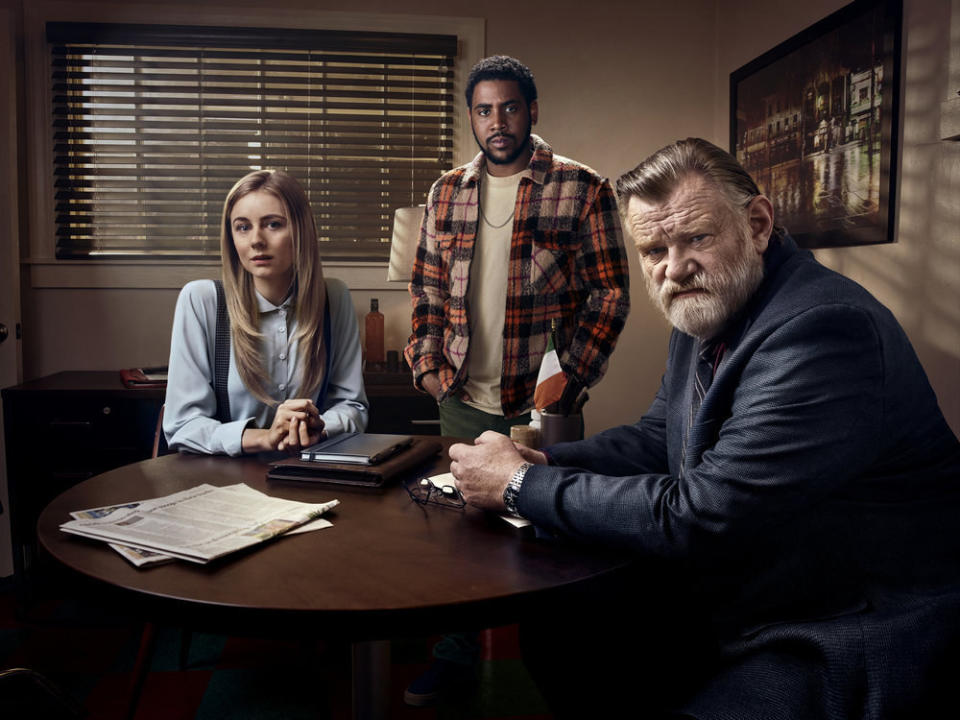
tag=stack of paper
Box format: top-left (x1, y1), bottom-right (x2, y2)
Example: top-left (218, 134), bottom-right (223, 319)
top-left (61, 483), bottom-right (338, 567)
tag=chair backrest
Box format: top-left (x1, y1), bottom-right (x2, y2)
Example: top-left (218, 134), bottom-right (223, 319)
top-left (152, 404), bottom-right (169, 458)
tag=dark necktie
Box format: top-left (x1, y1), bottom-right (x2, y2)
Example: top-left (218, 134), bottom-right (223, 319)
top-left (680, 340), bottom-right (725, 479)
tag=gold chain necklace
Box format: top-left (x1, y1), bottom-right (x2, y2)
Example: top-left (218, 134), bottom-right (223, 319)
top-left (478, 178), bottom-right (515, 229)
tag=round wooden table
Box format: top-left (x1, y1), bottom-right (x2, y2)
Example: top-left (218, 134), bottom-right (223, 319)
top-left (37, 438), bottom-right (630, 718)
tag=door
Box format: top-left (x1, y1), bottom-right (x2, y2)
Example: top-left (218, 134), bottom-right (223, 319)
top-left (0, 8), bottom-right (23, 578)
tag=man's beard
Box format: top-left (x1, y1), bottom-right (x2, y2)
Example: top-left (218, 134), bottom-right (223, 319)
top-left (647, 233), bottom-right (765, 340)
top-left (473, 121), bottom-right (532, 167)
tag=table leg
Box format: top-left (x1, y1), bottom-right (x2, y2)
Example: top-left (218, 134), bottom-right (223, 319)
top-left (126, 622), bottom-right (157, 720)
top-left (351, 640), bottom-right (390, 720)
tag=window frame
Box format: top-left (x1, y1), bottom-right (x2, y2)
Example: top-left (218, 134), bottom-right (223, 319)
top-left (24, 1), bottom-right (483, 290)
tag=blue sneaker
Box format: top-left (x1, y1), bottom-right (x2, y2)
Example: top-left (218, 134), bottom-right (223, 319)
top-left (403, 659), bottom-right (476, 706)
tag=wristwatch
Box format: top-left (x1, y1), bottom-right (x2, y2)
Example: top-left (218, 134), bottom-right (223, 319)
top-left (503, 462), bottom-right (532, 516)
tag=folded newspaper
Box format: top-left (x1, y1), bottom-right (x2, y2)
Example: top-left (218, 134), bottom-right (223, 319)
top-left (61, 483), bottom-right (339, 566)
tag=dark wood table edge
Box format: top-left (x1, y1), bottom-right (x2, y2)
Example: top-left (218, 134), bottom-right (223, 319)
top-left (44, 554), bottom-right (631, 643)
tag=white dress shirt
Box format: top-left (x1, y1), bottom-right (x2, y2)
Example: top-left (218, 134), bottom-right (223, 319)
top-left (164, 277), bottom-right (368, 455)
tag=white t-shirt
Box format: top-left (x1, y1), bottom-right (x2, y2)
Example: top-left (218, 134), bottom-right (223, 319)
top-left (463, 169), bottom-right (525, 414)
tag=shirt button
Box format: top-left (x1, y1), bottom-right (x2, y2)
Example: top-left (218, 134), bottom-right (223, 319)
top-left (279, 353), bottom-right (286, 360)
top-left (279, 383), bottom-right (286, 391)
top-left (279, 326), bottom-right (286, 333)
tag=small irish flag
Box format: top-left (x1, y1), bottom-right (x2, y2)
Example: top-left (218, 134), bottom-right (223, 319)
top-left (534, 326), bottom-right (567, 411)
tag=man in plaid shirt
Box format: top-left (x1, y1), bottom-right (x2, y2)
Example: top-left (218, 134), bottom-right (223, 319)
top-left (405, 55), bottom-right (630, 437)
top-left (402, 55), bottom-right (630, 706)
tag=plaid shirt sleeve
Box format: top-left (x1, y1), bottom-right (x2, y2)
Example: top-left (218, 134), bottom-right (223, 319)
top-left (562, 178), bottom-right (630, 387)
top-left (404, 176), bottom-right (455, 392)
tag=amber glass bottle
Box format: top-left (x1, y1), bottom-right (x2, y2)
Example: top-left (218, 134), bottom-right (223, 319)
top-left (365, 298), bottom-right (385, 367)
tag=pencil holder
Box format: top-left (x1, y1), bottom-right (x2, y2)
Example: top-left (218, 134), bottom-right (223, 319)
top-left (539, 411), bottom-right (583, 447)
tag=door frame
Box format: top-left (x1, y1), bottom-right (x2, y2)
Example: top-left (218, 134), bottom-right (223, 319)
top-left (0, 6), bottom-right (24, 578)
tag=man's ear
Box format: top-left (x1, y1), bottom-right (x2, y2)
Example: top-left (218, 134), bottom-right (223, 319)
top-left (529, 99), bottom-right (539, 126)
top-left (746, 195), bottom-right (774, 254)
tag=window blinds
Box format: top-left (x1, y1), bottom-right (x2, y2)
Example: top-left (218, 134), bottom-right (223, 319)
top-left (48, 22), bottom-right (456, 260)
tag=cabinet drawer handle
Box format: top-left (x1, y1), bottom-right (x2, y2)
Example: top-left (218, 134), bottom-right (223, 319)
top-left (49, 420), bottom-right (93, 428)
top-left (410, 419), bottom-right (441, 425)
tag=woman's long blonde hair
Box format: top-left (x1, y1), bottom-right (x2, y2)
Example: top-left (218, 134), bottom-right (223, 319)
top-left (220, 170), bottom-right (327, 406)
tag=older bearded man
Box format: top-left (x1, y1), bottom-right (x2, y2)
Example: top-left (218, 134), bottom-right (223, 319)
top-left (447, 138), bottom-right (960, 719)
top-left (634, 172), bottom-right (766, 340)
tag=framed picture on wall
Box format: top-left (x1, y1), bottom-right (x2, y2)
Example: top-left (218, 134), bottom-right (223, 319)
top-left (730, 0), bottom-right (903, 248)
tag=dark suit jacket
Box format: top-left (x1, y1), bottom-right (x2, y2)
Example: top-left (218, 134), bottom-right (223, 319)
top-left (519, 234), bottom-right (960, 719)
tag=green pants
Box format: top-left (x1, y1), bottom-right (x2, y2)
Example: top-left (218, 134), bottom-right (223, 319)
top-left (438, 395), bottom-right (531, 439)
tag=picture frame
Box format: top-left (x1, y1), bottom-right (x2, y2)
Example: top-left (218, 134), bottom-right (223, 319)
top-left (730, 0), bottom-right (903, 248)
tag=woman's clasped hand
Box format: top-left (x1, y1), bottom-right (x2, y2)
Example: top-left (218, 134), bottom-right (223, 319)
top-left (243, 398), bottom-right (325, 454)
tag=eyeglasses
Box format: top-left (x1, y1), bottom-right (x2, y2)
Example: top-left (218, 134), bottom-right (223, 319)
top-left (404, 477), bottom-right (465, 510)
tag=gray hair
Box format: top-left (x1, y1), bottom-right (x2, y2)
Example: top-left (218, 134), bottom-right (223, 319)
top-left (616, 138), bottom-right (761, 214)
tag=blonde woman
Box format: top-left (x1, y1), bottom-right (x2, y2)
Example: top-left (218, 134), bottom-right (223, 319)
top-left (164, 170), bottom-right (368, 455)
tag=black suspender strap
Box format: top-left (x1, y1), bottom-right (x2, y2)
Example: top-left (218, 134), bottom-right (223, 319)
top-left (213, 280), bottom-right (232, 423)
top-left (317, 293), bottom-right (332, 408)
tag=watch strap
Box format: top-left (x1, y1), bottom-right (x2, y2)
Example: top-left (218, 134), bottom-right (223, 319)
top-left (504, 461), bottom-right (532, 516)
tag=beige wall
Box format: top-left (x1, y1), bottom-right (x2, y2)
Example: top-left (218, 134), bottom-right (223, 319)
top-left (9, 0), bottom-right (959, 437)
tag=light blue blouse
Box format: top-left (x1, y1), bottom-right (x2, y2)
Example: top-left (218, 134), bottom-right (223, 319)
top-left (164, 277), bottom-right (368, 455)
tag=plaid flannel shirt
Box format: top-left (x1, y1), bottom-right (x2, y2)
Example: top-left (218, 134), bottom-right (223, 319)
top-left (404, 134), bottom-right (630, 418)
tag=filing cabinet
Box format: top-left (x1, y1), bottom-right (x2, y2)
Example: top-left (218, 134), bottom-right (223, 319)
top-left (1, 372), bottom-right (164, 600)
top-left (362, 369), bottom-right (441, 435)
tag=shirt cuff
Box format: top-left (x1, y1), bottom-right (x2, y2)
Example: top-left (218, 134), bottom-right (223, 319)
top-left (321, 412), bottom-right (346, 438)
top-left (220, 417), bottom-right (255, 457)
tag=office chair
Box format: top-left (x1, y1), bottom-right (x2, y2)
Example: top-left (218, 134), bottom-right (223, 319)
top-left (0, 667), bottom-right (86, 718)
top-left (0, 507), bottom-right (86, 717)
top-left (151, 403), bottom-right (169, 459)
